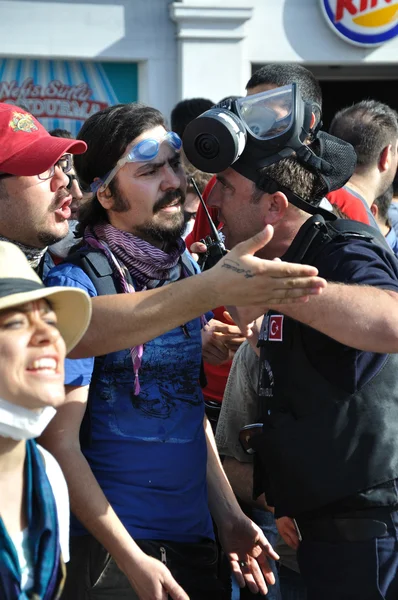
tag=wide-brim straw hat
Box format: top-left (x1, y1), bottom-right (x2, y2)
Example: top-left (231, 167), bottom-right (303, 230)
top-left (0, 241), bottom-right (91, 353)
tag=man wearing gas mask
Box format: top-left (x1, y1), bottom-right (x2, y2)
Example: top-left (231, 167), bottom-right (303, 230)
top-left (184, 84), bottom-right (398, 599)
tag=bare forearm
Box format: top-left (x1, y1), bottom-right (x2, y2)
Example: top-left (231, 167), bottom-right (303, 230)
top-left (205, 417), bottom-right (242, 526)
top-left (278, 284), bottom-right (398, 352)
top-left (223, 456), bottom-right (267, 510)
top-left (68, 229), bottom-right (325, 358)
top-left (70, 272), bottom-right (215, 358)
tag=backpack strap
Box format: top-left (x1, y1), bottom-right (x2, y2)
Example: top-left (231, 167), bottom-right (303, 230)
top-left (326, 218), bottom-right (393, 254)
top-left (65, 248), bottom-right (135, 448)
top-left (66, 249), bottom-right (121, 295)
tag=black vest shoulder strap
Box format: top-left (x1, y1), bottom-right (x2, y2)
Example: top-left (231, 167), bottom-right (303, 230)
top-left (282, 215), bottom-right (393, 266)
top-left (326, 218), bottom-right (392, 253)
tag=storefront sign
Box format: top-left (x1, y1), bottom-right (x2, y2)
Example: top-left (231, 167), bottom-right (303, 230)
top-left (0, 59), bottom-right (138, 136)
top-left (319, 0), bottom-right (398, 46)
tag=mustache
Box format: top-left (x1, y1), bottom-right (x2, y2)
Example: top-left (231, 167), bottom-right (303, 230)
top-left (153, 189), bottom-right (185, 213)
top-left (49, 188), bottom-right (71, 212)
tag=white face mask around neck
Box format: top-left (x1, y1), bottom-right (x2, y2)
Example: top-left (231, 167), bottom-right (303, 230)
top-left (0, 397), bottom-right (56, 441)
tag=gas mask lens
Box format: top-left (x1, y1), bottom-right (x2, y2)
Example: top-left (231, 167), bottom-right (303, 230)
top-left (183, 83), bottom-right (307, 175)
top-left (236, 85), bottom-right (294, 140)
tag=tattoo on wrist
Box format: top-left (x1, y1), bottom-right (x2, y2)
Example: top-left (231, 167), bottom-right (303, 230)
top-left (221, 259), bottom-right (254, 279)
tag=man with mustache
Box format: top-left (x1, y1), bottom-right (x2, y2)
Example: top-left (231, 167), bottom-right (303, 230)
top-left (42, 103), bottom-right (327, 600)
top-left (0, 103), bottom-right (86, 275)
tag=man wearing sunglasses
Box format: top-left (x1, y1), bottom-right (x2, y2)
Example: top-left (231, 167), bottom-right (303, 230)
top-left (40, 102), bottom-right (328, 600)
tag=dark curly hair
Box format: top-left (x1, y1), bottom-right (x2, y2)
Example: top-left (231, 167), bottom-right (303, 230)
top-left (74, 103), bottom-right (166, 234)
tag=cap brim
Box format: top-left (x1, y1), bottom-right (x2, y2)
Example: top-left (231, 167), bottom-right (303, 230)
top-left (1, 136), bottom-right (87, 177)
top-left (0, 286), bottom-right (91, 353)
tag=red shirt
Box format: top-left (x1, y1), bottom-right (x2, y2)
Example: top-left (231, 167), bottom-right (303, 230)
top-left (326, 186), bottom-right (370, 224)
top-left (185, 176), bottom-right (218, 249)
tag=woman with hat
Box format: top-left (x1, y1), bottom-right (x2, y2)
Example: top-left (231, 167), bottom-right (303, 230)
top-left (0, 241), bottom-right (91, 600)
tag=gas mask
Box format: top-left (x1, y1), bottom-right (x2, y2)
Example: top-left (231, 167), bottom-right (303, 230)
top-left (183, 84), bottom-right (316, 175)
top-left (183, 83), bottom-right (357, 217)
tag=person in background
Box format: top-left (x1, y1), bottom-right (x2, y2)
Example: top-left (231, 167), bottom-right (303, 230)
top-left (171, 97), bottom-right (218, 243)
top-left (216, 342), bottom-right (307, 600)
top-left (387, 170), bottom-right (398, 237)
top-left (48, 129), bottom-right (84, 260)
top-left (371, 185), bottom-right (398, 256)
top-left (0, 241), bottom-right (91, 600)
top-left (171, 97), bottom-right (214, 140)
top-left (182, 165), bottom-right (213, 239)
top-left (181, 163), bottom-right (245, 425)
top-left (328, 100), bottom-right (398, 228)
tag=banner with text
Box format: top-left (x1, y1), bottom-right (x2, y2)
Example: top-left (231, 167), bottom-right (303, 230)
top-left (0, 59), bottom-right (138, 136)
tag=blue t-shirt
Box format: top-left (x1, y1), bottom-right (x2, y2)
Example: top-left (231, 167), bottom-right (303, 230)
top-left (386, 226), bottom-right (398, 258)
top-left (46, 256), bottom-right (214, 543)
top-left (388, 202), bottom-right (398, 238)
top-left (296, 236), bottom-right (398, 393)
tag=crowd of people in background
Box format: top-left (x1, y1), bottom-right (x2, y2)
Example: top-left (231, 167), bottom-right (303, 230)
top-left (0, 62), bottom-right (398, 600)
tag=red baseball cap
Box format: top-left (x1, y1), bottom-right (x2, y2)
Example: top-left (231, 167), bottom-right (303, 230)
top-left (0, 102), bottom-right (87, 176)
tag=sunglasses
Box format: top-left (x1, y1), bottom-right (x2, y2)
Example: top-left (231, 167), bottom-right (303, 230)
top-left (91, 131), bottom-right (182, 193)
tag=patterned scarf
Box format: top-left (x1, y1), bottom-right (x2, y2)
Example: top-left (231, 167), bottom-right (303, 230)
top-left (84, 223), bottom-right (186, 395)
top-left (0, 440), bottom-right (64, 600)
top-left (0, 236), bottom-right (47, 270)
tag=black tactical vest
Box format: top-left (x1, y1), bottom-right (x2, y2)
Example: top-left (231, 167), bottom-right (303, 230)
top-left (250, 215), bottom-right (398, 517)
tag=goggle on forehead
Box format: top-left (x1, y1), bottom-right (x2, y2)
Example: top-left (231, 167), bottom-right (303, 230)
top-left (91, 131), bottom-right (182, 193)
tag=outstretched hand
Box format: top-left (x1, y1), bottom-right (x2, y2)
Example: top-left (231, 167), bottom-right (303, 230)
top-left (217, 514), bottom-right (280, 596)
top-left (209, 225), bottom-right (326, 308)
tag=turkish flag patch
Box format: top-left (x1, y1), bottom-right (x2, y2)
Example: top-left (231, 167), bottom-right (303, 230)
top-left (268, 315), bottom-right (284, 342)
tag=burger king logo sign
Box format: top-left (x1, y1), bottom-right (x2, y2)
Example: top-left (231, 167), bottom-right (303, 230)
top-left (320, 0), bottom-right (398, 46)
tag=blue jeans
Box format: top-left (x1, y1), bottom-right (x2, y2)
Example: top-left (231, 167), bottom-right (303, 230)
top-left (232, 506), bottom-right (281, 600)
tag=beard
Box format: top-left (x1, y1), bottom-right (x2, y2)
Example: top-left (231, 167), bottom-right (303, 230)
top-left (111, 187), bottom-right (187, 245)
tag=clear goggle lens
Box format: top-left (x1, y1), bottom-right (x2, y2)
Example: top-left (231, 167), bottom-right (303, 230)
top-left (236, 84), bottom-right (294, 141)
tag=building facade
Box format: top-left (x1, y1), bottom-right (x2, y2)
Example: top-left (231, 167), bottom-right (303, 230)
top-left (0, 0), bottom-right (396, 131)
